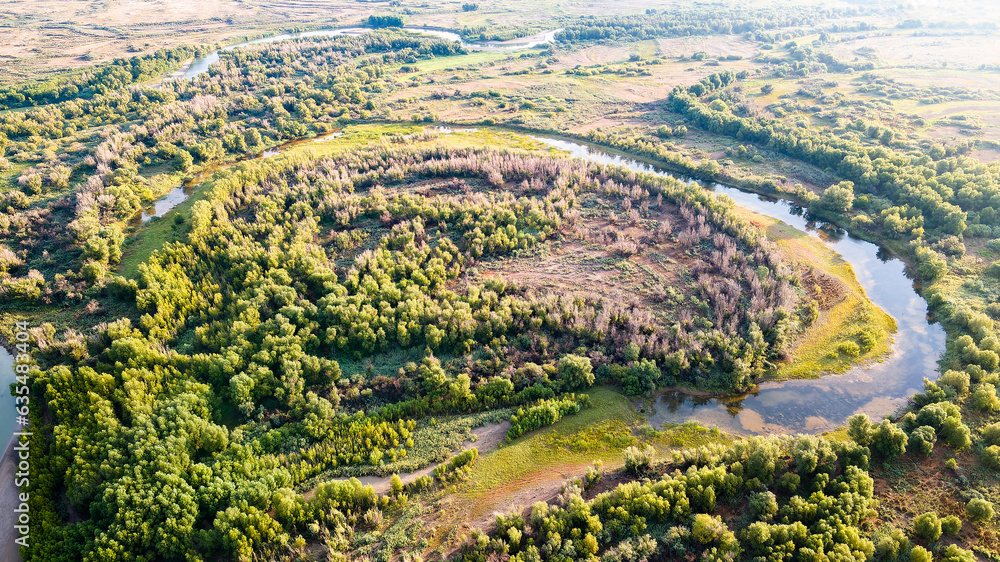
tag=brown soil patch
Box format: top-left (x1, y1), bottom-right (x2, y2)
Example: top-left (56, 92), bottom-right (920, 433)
top-left (970, 147), bottom-right (1000, 164)
top-left (871, 446), bottom-right (999, 554)
top-left (466, 463), bottom-right (588, 528)
top-left (801, 268), bottom-right (847, 310)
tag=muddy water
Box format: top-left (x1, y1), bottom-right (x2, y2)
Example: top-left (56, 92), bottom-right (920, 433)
top-left (526, 136), bottom-right (945, 435)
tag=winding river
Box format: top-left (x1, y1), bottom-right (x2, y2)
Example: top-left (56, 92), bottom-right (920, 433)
top-left (176, 26), bottom-right (562, 82)
top-left (0, 26), bottom-right (945, 562)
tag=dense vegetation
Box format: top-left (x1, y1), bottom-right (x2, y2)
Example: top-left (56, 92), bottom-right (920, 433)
top-left (0, 46), bottom-right (203, 110)
top-left (20, 142), bottom-right (811, 560)
top-left (2, 1), bottom-right (999, 560)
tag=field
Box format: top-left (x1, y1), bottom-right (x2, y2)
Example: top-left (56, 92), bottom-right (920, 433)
top-left (1, 1), bottom-right (1000, 561)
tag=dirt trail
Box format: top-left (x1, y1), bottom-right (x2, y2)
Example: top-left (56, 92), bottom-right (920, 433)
top-left (317, 421), bottom-right (510, 496)
top-left (467, 463), bottom-right (587, 528)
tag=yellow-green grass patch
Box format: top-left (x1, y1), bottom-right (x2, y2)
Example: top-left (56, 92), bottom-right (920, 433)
top-left (734, 207), bottom-right (897, 380)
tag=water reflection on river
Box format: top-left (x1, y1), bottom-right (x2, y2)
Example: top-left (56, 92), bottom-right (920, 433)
top-left (140, 184), bottom-right (193, 222)
top-left (528, 136), bottom-right (946, 435)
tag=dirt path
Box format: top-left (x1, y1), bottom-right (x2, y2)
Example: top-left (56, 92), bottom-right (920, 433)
top-left (316, 421), bottom-right (510, 496)
top-left (467, 463), bottom-right (587, 528)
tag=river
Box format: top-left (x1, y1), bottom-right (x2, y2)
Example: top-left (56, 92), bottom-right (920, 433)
top-left (135, 126), bottom-right (946, 436)
top-left (176, 26), bottom-right (562, 82)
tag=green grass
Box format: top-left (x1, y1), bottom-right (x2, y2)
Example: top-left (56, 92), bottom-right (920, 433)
top-left (462, 388), bottom-right (638, 493)
top-left (396, 49), bottom-right (513, 74)
top-left (117, 179), bottom-right (206, 279)
top-left (455, 387), bottom-right (729, 521)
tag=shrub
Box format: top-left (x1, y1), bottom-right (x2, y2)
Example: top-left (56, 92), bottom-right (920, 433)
top-left (623, 358), bottom-right (660, 395)
top-left (874, 527), bottom-right (908, 559)
top-left (909, 545), bottom-right (933, 562)
top-left (624, 342), bottom-right (641, 362)
top-left (915, 402), bottom-right (952, 428)
top-left (914, 380), bottom-right (948, 407)
top-left (584, 461), bottom-right (602, 490)
top-left (940, 515), bottom-right (961, 536)
top-left (907, 426), bottom-right (936, 456)
top-left (433, 448), bottom-right (479, 483)
top-left (982, 422), bottom-right (1000, 445)
top-left (172, 149), bottom-right (193, 172)
top-left (623, 445), bottom-right (655, 473)
top-left (557, 354), bottom-right (594, 390)
top-left (940, 417), bottom-right (972, 449)
top-left (691, 513), bottom-right (727, 544)
top-left (506, 394), bottom-right (589, 441)
top-left (912, 511), bottom-right (941, 541)
top-left (793, 435), bottom-right (837, 475)
top-left (971, 383), bottom-right (1000, 412)
top-left (938, 370), bottom-right (970, 395)
top-left (776, 472), bottom-right (800, 494)
top-left (871, 419), bottom-right (907, 458)
top-left (367, 14), bottom-right (407, 27)
top-left (818, 181), bottom-right (854, 212)
top-left (847, 414), bottom-right (873, 446)
top-left (965, 498), bottom-right (994, 523)
top-left (940, 544), bottom-right (976, 562)
top-left (983, 444), bottom-right (1000, 469)
top-left (837, 340), bottom-right (861, 357)
top-left (748, 491), bottom-right (778, 522)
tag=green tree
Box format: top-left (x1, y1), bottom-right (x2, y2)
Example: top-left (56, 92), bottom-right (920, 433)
top-left (912, 511), bottom-right (941, 541)
top-left (172, 149), bottom-right (193, 172)
top-left (557, 354), bottom-right (594, 390)
top-left (871, 419), bottom-right (907, 458)
top-left (819, 181), bottom-right (855, 212)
